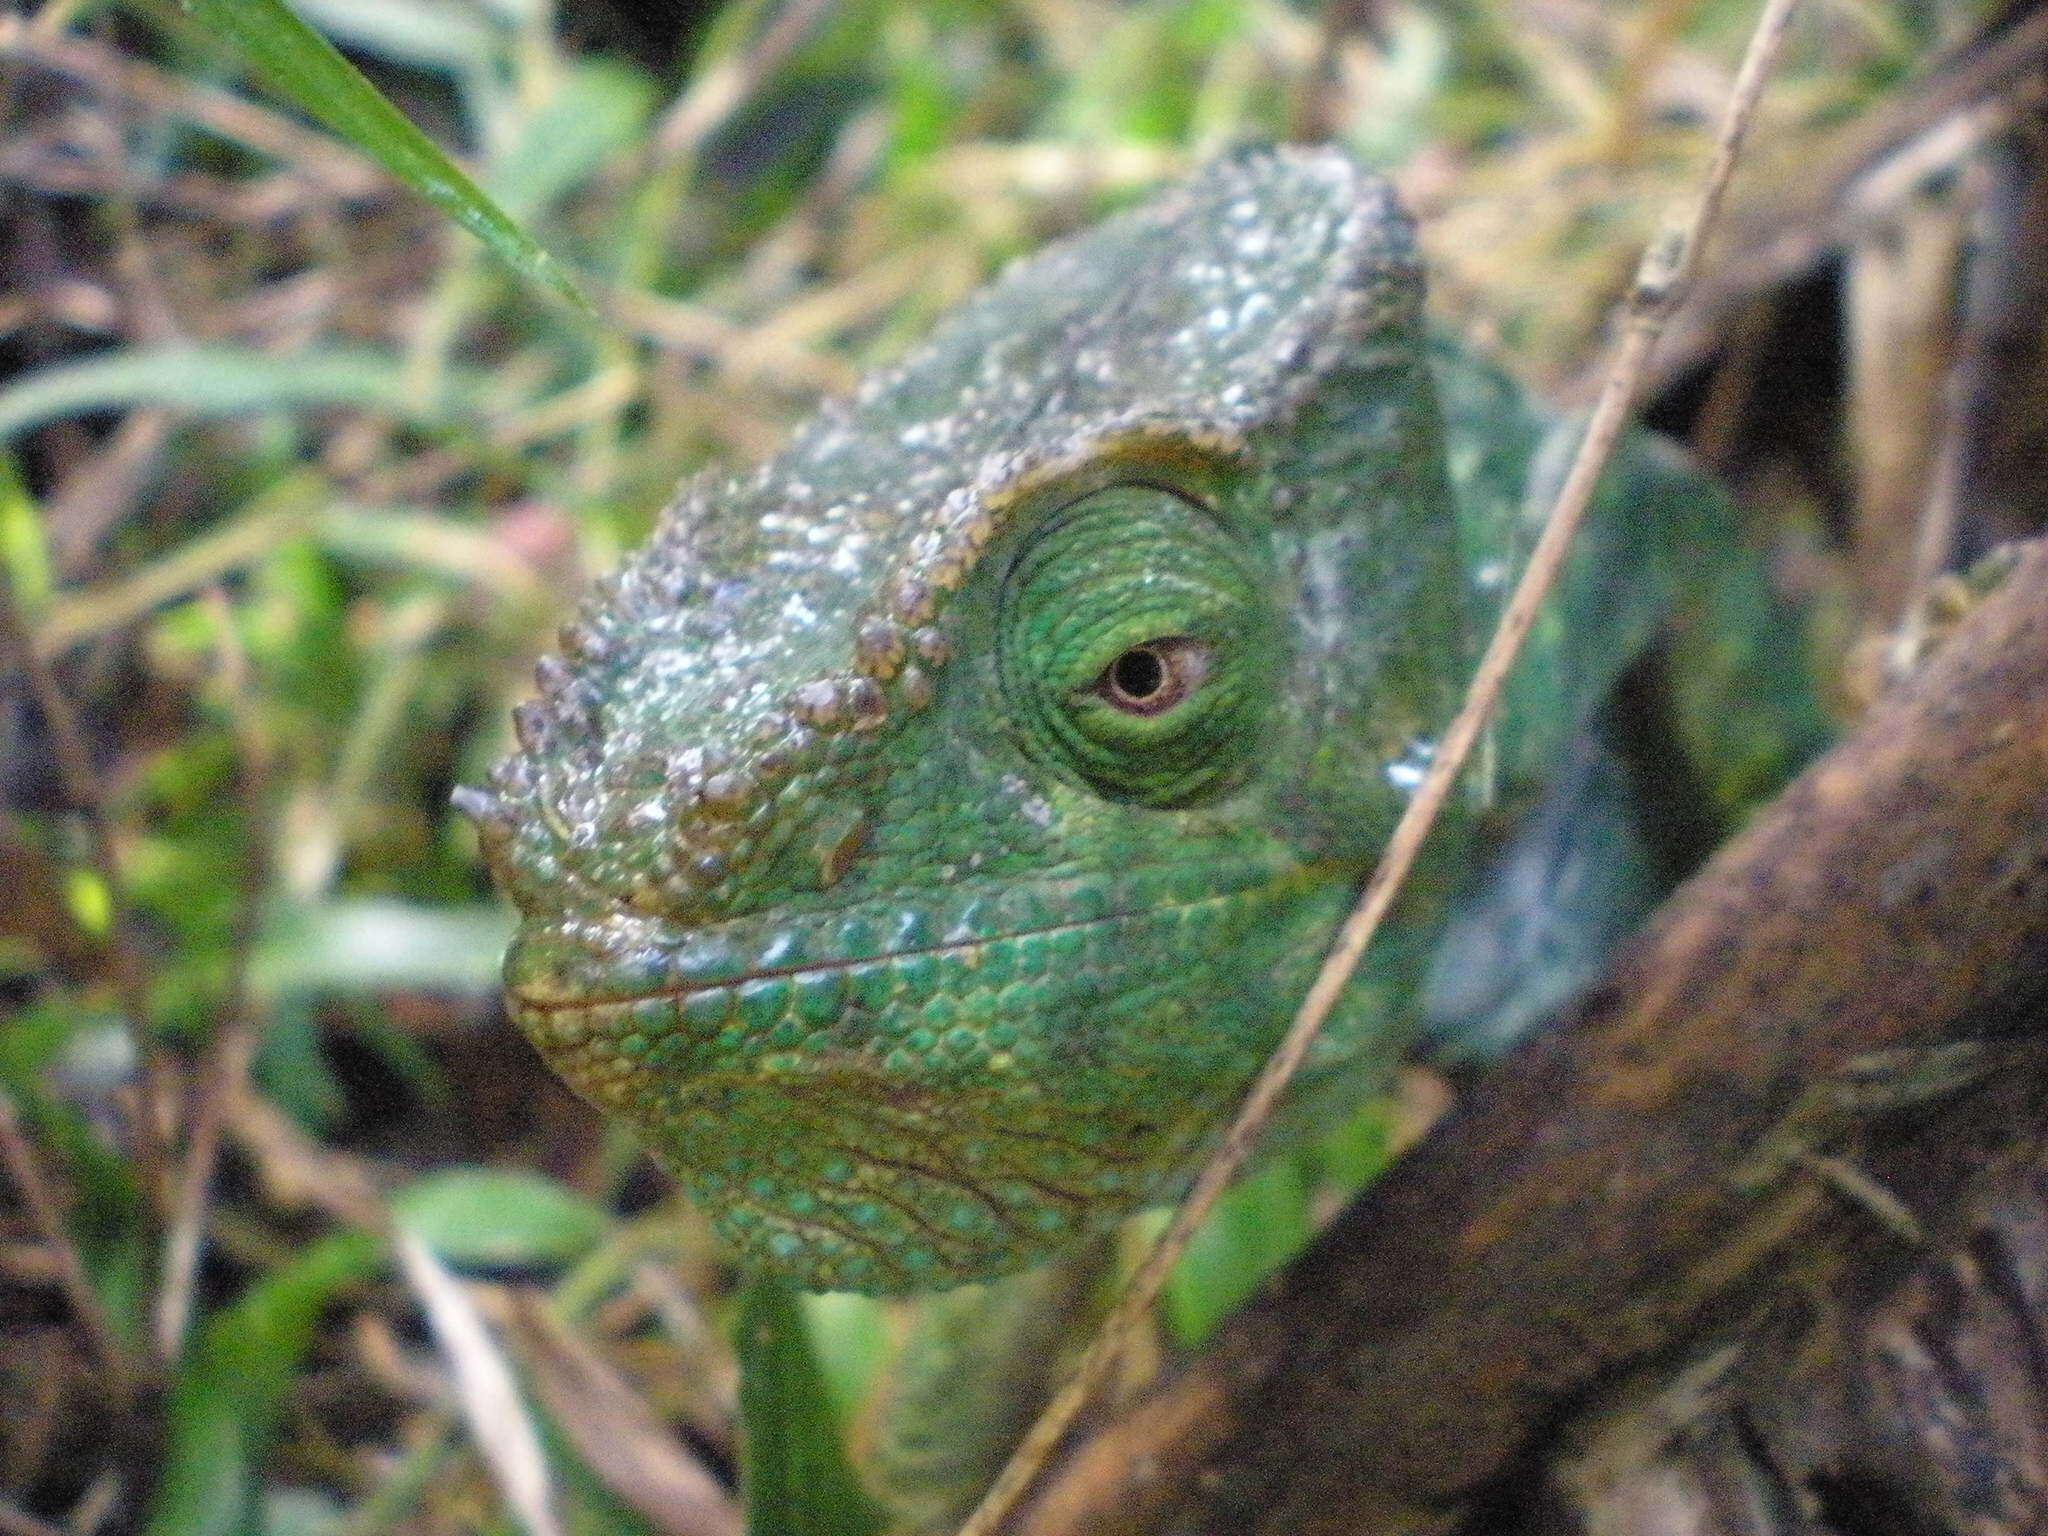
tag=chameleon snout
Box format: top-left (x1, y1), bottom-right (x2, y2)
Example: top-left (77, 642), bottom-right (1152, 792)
top-left (495, 867), bottom-right (1302, 1291)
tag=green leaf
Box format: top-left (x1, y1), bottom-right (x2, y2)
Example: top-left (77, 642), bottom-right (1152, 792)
top-left (0, 454), bottom-right (50, 613)
top-left (172, 0), bottom-right (595, 317)
top-left (799, 1291), bottom-right (888, 1429)
top-left (734, 1277), bottom-right (886, 1536)
top-left (1163, 1150), bottom-right (1312, 1347)
top-left (149, 1231), bottom-right (384, 1536)
top-left (394, 1167), bottom-right (612, 1270)
top-left (1164, 1097), bottom-right (1399, 1347)
top-left (0, 344), bottom-right (487, 443)
top-left (252, 1003), bottom-right (350, 1133)
top-left (252, 898), bottom-right (514, 999)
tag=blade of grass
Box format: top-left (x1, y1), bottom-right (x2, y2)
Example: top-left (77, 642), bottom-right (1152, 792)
top-left (146, 1230), bottom-right (383, 1536)
top-left (0, 343), bottom-right (491, 443)
top-left (165, 0), bottom-right (595, 318)
top-left (396, 1232), bottom-right (562, 1536)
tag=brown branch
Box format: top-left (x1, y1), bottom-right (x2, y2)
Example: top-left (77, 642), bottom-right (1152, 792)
top-left (1012, 537), bottom-right (2048, 1536)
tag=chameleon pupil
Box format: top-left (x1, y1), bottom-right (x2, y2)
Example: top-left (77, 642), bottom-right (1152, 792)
top-left (1113, 648), bottom-right (1166, 700)
top-left (1098, 636), bottom-right (1204, 715)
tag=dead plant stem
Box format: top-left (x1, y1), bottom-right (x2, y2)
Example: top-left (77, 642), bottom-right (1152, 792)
top-left (0, 578), bottom-right (176, 1232)
top-left (0, 1089), bottom-right (134, 1402)
top-left (155, 589), bottom-right (276, 1361)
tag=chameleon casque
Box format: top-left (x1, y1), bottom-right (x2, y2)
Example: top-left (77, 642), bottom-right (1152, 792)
top-left (459, 146), bottom-right (1822, 1296)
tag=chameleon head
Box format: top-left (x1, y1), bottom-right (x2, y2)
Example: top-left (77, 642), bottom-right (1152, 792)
top-left (459, 147), bottom-right (1470, 1293)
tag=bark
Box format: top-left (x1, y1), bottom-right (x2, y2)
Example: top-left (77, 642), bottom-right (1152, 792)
top-left (1010, 538), bottom-right (2048, 1536)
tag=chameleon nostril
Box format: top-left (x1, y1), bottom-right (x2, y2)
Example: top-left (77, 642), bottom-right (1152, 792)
top-left (815, 813), bottom-right (870, 889)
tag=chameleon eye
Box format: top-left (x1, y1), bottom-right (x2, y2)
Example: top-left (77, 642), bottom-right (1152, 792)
top-left (998, 483), bottom-right (1278, 807)
top-left (1095, 637), bottom-right (1208, 715)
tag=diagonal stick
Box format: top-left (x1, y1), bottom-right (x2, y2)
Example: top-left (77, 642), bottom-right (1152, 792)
top-left (0, 563), bottom-right (177, 1229)
top-left (0, 1089), bottom-right (134, 1401)
top-left (955, 3), bottom-right (1807, 1532)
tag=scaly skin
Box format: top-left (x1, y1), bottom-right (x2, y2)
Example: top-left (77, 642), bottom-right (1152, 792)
top-left (459, 147), bottom-right (1822, 1294)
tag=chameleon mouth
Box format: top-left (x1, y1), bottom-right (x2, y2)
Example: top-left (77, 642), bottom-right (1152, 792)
top-left (504, 856), bottom-right (1307, 1023)
top-left (501, 857), bottom-right (1327, 1292)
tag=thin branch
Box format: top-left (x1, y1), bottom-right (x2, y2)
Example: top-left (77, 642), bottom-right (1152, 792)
top-left (0, 1089), bottom-right (133, 1403)
top-left (956, 3), bottom-right (1805, 1532)
top-left (1020, 535), bottom-right (2048, 1536)
top-left (651, 0), bottom-right (835, 166)
top-left (154, 589), bottom-right (276, 1361)
top-left (0, 571), bottom-right (176, 1223)
top-left (0, 15), bottom-right (382, 197)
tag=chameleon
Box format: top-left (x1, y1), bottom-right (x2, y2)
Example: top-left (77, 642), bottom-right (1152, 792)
top-left (456, 145), bottom-right (1826, 1297)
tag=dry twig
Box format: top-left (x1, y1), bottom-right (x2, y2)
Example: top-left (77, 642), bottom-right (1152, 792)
top-left (0, 1089), bottom-right (133, 1401)
top-left (0, 574), bottom-right (177, 1227)
top-left (154, 589), bottom-right (278, 1360)
top-left (1017, 533), bottom-right (2048, 1536)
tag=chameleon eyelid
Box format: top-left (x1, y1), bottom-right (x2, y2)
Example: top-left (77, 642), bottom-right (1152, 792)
top-left (1090, 635), bottom-right (1210, 715)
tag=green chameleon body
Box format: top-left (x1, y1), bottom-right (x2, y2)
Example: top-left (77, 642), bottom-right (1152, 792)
top-left (459, 147), bottom-right (1824, 1295)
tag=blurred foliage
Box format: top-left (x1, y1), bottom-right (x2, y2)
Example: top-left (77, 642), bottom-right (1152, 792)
top-left (176, 0), bottom-right (596, 315)
top-left (0, 0), bottom-right (2024, 1530)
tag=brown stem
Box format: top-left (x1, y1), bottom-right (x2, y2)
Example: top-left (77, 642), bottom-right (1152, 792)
top-left (0, 571), bottom-right (176, 1226)
top-left (0, 1089), bottom-right (134, 1403)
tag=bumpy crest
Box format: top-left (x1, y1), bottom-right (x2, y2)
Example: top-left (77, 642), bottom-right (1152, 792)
top-left (459, 147), bottom-right (1422, 927)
